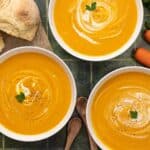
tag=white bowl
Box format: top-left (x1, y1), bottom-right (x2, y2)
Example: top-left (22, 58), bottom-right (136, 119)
top-left (0, 46), bottom-right (77, 142)
top-left (86, 66), bottom-right (150, 149)
top-left (48, 0), bottom-right (144, 61)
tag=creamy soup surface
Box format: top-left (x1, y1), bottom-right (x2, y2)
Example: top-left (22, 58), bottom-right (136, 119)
top-left (0, 52), bottom-right (72, 135)
top-left (54, 0), bottom-right (137, 56)
top-left (91, 72), bottom-right (150, 150)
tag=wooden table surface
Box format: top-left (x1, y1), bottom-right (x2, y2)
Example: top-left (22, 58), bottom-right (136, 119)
top-left (0, 0), bottom-right (149, 150)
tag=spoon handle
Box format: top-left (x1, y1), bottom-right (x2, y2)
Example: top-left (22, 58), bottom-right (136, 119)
top-left (76, 97), bottom-right (98, 150)
top-left (87, 131), bottom-right (98, 150)
top-left (82, 112), bottom-right (98, 150)
top-left (65, 117), bottom-right (82, 150)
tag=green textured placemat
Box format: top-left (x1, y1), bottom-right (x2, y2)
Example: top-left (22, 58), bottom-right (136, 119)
top-left (1, 0), bottom-right (150, 150)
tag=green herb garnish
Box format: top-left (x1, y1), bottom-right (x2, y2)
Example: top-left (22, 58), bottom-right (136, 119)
top-left (130, 111), bottom-right (138, 119)
top-left (86, 2), bottom-right (97, 11)
top-left (15, 92), bottom-right (25, 103)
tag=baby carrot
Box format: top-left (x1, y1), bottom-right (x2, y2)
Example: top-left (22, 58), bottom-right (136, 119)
top-left (134, 48), bottom-right (150, 68)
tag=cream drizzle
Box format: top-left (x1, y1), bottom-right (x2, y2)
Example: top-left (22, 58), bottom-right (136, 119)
top-left (16, 77), bottom-right (31, 97)
top-left (109, 88), bottom-right (150, 139)
top-left (0, 70), bottom-right (55, 121)
top-left (70, 0), bottom-right (129, 44)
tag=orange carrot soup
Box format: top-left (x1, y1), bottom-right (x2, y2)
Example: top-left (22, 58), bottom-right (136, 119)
top-left (0, 52), bottom-right (72, 135)
top-left (54, 0), bottom-right (137, 56)
top-left (91, 72), bottom-right (150, 150)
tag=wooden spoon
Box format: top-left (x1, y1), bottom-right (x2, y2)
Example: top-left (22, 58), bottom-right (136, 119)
top-left (65, 117), bottom-right (82, 150)
top-left (76, 97), bottom-right (98, 150)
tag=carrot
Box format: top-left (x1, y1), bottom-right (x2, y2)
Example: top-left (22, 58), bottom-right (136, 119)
top-left (134, 48), bottom-right (150, 67)
top-left (144, 30), bottom-right (150, 43)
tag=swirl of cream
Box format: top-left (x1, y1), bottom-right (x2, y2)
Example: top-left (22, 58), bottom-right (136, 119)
top-left (110, 88), bottom-right (150, 139)
top-left (0, 70), bottom-right (57, 122)
top-left (16, 75), bottom-right (49, 107)
top-left (71, 0), bottom-right (128, 44)
top-left (76, 1), bottom-right (114, 33)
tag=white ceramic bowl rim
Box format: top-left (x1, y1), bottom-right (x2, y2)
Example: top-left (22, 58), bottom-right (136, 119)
top-left (48, 0), bottom-right (144, 61)
top-left (86, 66), bottom-right (150, 150)
top-left (0, 46), bottom-right (77, 142)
